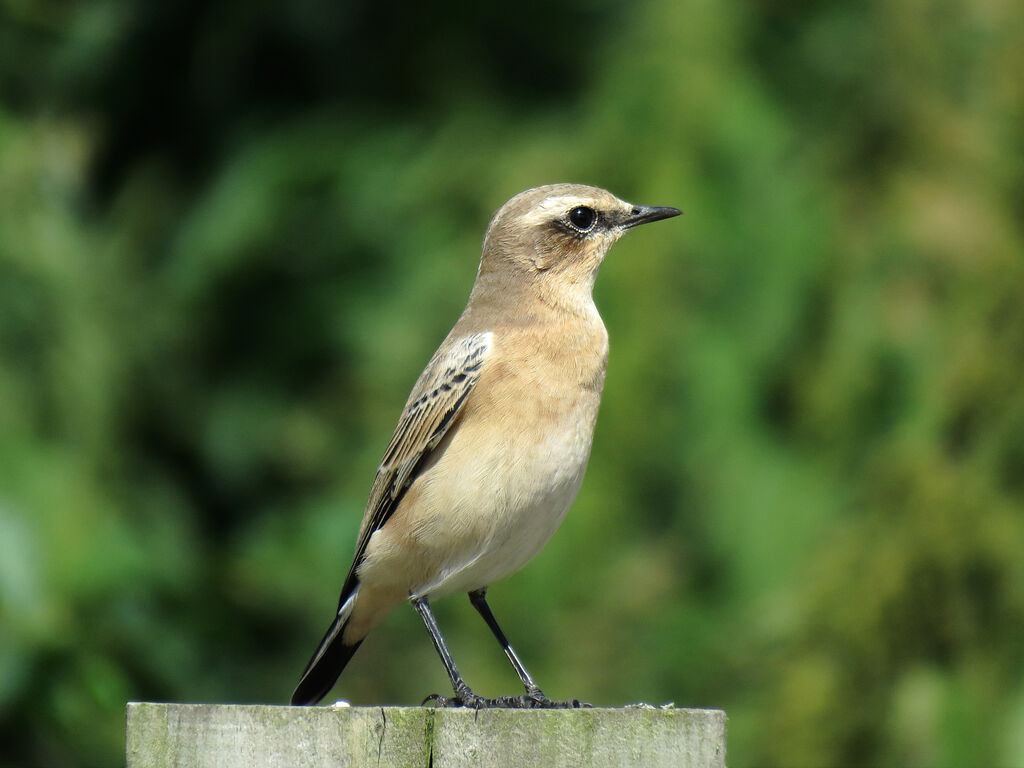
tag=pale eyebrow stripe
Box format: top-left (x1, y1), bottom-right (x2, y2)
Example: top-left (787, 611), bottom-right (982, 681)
top-left (518, 196), bottom-right (581, 226)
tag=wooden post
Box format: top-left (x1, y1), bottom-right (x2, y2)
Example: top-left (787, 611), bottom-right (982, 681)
top-left (126, 703), bottom-right (726, 767)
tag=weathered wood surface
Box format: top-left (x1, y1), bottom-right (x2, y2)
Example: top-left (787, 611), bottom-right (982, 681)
top-left (126, 702), bottom-right (727, 767)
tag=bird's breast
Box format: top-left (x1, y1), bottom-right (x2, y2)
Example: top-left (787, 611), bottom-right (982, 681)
top-left (396, 321), bottom-right (608, 595)
top-left (471, 320), bottom-right (608, 476)
top-left (361, 313), bottom-right (610, 599)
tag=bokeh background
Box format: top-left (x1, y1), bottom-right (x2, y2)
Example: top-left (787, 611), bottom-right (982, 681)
top-left (2, 0), bottom-right (1023, 765)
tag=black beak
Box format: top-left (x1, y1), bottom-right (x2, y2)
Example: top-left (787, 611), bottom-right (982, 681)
top-left (621, 204), bottom-right (683, 229)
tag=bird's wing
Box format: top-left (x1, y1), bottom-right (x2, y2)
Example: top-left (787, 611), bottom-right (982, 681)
top-left (336, 331), bottom-right (493, 606)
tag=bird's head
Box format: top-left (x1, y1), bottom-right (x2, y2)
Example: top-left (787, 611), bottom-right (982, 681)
top-left (478, 184), bottom-right (680, 294)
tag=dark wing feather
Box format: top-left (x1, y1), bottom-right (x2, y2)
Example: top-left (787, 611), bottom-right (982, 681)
top-left (291, 332), bottom-right (493, 704)
top-left (337, 331), bottom-right (492, 608)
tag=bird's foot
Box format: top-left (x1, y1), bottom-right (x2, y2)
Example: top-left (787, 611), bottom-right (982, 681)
top-left (489, 693), bottom-right (592, 709)
top-left (507, 686), bottom-right (592, 709)
top-left (423, 681), bottom-right (490, 709)
top-left (422, 687), bottom-right (592, 709)
top-left (422, 691), bottom-right (483, 708)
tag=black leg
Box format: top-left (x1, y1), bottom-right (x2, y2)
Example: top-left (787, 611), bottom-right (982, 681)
top-left (411, 596), bottom-right (485, 707)
top-left (468, 588), bottom-right (547, 700)
top-left (413, 592), bottom-right (591, 709)
top-left (468, 588), bottom-right (591, 709)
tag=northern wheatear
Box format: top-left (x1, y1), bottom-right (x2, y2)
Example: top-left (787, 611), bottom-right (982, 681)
top-left (291, 184), bottom-right (680, 708)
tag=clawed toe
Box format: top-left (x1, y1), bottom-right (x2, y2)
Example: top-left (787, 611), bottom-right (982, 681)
top-left (518, 694), bottom-right (592, 709)
top-left (423, 692), bottom-right (487, 708)
top-left (423, 691), bottom-right (592, 709)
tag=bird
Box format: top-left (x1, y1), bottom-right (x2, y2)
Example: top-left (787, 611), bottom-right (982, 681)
top-left (291, 183), bottom-right (681, 708)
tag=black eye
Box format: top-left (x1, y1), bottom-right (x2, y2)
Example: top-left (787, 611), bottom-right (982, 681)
top-left (568, 206), bottom-right (597, 232)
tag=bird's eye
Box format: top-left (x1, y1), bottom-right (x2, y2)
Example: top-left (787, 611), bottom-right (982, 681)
top-left (568, 206), bottom-right (597, 232)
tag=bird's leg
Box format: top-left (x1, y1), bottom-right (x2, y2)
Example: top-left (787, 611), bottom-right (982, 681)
top-left (411, 596), bottom-right (487, 708)
top-left (468, 588), bottom-right (546, 701)
top-left (468, 588), bottom-right (591, 709)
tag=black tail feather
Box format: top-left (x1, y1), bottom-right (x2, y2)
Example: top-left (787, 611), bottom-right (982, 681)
top-left (291, 614), bottom-right (364, 705)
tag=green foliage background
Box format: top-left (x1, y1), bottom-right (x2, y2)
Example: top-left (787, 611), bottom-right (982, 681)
top-left (2, 0), bottom-right (1023, 765)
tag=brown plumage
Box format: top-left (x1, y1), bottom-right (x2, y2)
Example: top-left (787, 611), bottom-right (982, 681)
top-left (292, 184), bottom-right (680, 707)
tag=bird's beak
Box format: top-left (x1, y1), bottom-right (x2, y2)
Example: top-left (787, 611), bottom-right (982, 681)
top-left (620, 205), bottom-right (682, 229)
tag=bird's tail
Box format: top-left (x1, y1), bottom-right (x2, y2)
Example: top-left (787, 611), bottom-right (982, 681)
top-left (291, 590), bottom-right (363, 706)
